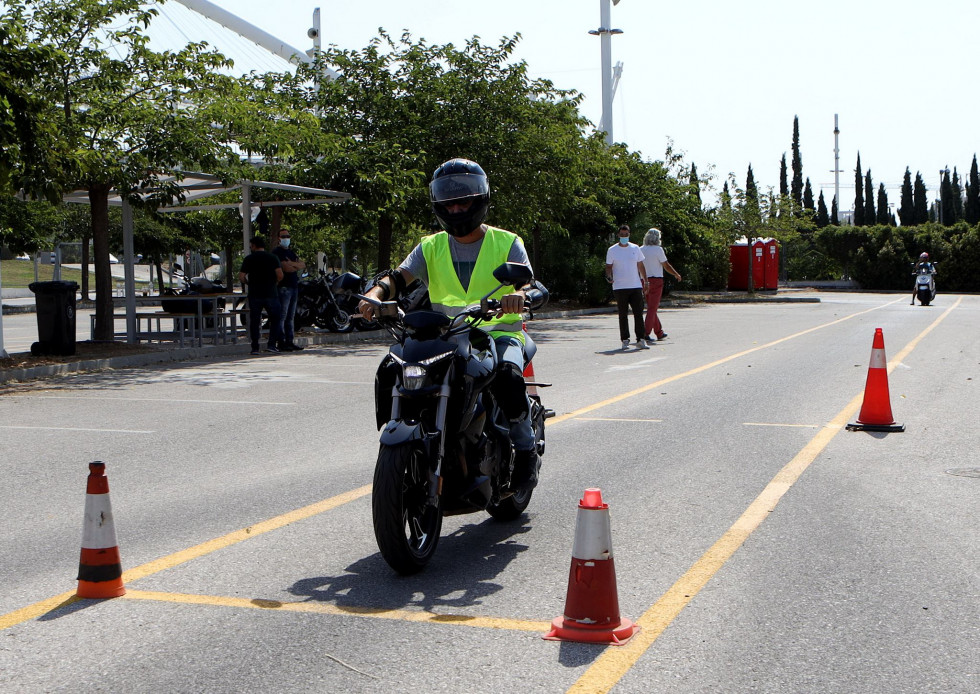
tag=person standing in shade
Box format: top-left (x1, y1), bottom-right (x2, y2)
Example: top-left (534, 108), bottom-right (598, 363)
top-left (605, 224), bottom-right (649, 350)
top-left (238, 236), bottom-right (283, 354)
top-left (641, 228), bottom-right (682, 342)
top-left (272, 227), bottom-right (306, 351)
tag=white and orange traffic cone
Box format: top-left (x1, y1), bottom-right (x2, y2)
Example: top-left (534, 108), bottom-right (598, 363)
top-left (544, 488), bottom-right (639, 645)
top-left (846, 328), bottom-right (905, 432)
top-left (76, 462), bottom-right (126, 598)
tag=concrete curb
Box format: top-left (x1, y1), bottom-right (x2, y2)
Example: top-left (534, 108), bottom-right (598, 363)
top-left (0, 296), bottom-right (817, 384)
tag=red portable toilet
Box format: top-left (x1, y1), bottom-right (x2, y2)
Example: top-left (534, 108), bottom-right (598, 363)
top-left (762, 238), bottom-right (780, 290)
top-left (728, 238), bottom-right (765, 290)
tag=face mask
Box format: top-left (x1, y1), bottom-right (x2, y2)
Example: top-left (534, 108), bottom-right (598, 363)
top-left (280, 238), bottom-right (290, 248)
top-left (618, 237), bottom-right (629, 246)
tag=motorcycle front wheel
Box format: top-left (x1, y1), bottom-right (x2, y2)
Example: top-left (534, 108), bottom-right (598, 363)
top-left (372, 443), bottom-right (443, 574)
top-left (315, 307), bottom-right (354, 332)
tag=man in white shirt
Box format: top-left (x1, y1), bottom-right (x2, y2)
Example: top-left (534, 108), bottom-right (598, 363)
top-left (605, 224), bottom-right (650, 350)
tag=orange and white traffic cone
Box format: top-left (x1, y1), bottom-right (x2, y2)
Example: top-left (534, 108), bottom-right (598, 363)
top-left (76, 462), bottom-right (126, 598)
top-left (846, 328), bottom-right (905, 432)
top-left (544, 488), bottom-right (639, 645)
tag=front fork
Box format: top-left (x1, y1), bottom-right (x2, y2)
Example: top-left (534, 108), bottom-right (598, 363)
top-left (389, 379), bottom-right (451, 507)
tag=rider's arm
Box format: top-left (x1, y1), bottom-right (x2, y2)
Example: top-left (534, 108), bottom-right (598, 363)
top-left (358, 268), bottom-right (415, 320)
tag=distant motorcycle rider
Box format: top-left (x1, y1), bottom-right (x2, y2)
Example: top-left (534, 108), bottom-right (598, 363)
top-left (358, 158), bottom-right (541, 492)
top-left (915, 252), bottom-right (936, 274)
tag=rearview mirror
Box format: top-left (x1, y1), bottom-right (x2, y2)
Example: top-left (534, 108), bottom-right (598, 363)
top-left (492, 262), bottom-right (533, 287)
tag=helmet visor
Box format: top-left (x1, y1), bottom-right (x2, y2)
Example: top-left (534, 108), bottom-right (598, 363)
top-left (430, 173), bottom-right (489, 204)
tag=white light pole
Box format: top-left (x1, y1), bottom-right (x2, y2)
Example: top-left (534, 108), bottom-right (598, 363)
top-left (589, 0), bottom-right (623, 146)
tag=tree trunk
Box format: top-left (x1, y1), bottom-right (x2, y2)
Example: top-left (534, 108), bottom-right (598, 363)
top-left (154, 257), bottom-right (165, 294)
top-left (224, 245), bottom-right (236, 290)
top-left (89, 183), bottom-right (115, 341)
top-left (80, 232), bottom-right (90, 300)
top-left (377, 216), bottom-right (393, 272)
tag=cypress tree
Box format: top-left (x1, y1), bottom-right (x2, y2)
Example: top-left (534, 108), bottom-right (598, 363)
top-left (864, 170), bottom-right (876, 223)
top-left (779, 153), bottom-right (788, 198)
top-left (951, 168), bottom-right (963, 221)
top-left (803, 178), bottom-right (814, 212)
top-left (831, 195), bottom-right (840, 225)
top-left (816, 190), bottom-right (829, 227)
top-left (940, 169), bottom-right (954, 225)
top-left (899, 167), bottom-right (914, 226)
top-left (745, 164), bottom-right (760, 216)
top-left (791, 116), bottom-right (803, 210)
top-left (913, 172), bottom-right (929, 224)
top-left (853, 154), bottom-right (865, 226)
top-left (966, 155), bottom-right (980, 225)
top-left (876, 184), bottom-right (889, 225)
top-left (689, 163), bottom-right (702, 205)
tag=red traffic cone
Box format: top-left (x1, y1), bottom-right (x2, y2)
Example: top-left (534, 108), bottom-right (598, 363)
top-left (76, 462), bottom-right (126, 598)
top-left (544, 488), bottom-right (639, 645)
top-left (846, 328), bottom-right (905, 432)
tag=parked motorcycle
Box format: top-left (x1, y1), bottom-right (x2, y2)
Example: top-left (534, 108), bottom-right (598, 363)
top-left (911, 263), bottom-right (937, 306)
top-left (294, 270), bottom-right (361, 332)
top-left (161, 264), bottom-right (226, 318)
top-left (362, 262), bottom-right (552, 574)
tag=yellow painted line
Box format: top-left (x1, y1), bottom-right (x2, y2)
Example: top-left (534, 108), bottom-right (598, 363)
top-left (743, 422), bottom-right (818, 428)
top-left (122, 590), bottom-right (552, 632)
top-left (549, 296), bottom-right (905, 426)
top-left (567, 296), bottom-right (962, 693)
top-left (0, 296), bottom-right (943, 638)
top-left (0, 484), bottom-right (372, 631)
top-left (575, 417), bottom-right (663, 423)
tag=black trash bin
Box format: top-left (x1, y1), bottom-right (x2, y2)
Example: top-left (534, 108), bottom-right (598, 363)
top-left (28, 280), bottom-right (79, 356)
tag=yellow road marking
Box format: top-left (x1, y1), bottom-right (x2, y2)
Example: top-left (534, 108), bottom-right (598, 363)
top-left (122, 590), bottom-right (552, 632)
top-left (549, 296), bottom-right (904, 426)
top-left (567, 297), bottom-right (962, 693)
top-left (743, 422), bottom-right (818, 428)
top-left (0, 484), bottom-right (371, 631)
top-left (0, 296), bottom-right (947, 641)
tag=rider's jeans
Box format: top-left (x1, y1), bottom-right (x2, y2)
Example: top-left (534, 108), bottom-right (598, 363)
top-left (494, 334), bottom-right (535, 452)
top-left (278, 285), bottom-right (298, 344)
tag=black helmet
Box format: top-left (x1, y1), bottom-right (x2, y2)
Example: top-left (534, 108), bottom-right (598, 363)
top-left (430, 158), bottom-right (490, 237)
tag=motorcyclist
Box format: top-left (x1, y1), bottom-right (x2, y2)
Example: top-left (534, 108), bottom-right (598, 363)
top-left (915, 252), bottom-right (936, 275)
top-left (358, 158), bottom-right (541, 492)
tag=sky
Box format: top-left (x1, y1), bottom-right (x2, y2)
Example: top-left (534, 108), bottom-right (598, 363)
top-left (153, 0), bottom-right (980, 211)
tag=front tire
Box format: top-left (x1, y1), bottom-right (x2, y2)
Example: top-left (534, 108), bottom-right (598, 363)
top-left (372, 444), bottom-right (442, 574)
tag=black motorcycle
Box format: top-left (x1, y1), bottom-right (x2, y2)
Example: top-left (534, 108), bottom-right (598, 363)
top-left (161, 263), bottom-right (226, 320)
top-left (362, 263), bottom-right (552, 574)
top-left (294, 270), bottom-right (360, 333)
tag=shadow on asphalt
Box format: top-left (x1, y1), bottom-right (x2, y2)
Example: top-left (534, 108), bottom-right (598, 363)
top-left (286, 516), bottom-right (532, 612)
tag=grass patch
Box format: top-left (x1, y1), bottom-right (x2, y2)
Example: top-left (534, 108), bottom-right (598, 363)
top-left (1, 259), bottom-right (96, 288)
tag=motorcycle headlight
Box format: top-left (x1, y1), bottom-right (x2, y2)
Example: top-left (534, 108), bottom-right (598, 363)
top-left (403, 364), bottom-right (427, 390)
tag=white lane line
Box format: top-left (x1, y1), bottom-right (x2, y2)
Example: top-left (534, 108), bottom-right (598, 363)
top-left (21, 396), bottom-right (295, 406)
top-left (0, 426), bottom-right (154, 434)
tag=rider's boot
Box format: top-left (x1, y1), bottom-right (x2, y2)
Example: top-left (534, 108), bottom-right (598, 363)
top-left (511, 449), bottom-right (541, 493)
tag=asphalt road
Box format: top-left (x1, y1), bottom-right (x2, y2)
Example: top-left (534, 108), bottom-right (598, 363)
top-left (0, 292), bottom-right (977, 693)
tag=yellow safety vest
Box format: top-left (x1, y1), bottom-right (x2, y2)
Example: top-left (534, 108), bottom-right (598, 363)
top-left (421, 227), bottom-right (525, 342)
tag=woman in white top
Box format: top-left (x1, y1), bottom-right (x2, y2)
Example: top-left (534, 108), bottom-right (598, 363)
top-left (640, 228), bottom-right (682, 341)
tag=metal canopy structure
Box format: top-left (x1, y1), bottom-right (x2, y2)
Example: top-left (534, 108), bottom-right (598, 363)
top-left (63, 172), bottom-right (350, 344)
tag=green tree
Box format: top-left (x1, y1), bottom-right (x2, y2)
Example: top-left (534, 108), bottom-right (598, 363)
top-left (965, 155), bottom-right (980, 225)
top-left (864, 170), bottom-right (875, 223)
top-left (853, 154), bottom-right (865, 226)
top-left (791, 116), bottom-right (803, 211)
top-left (940, 169), bottom-right (955, 226)
top-left (899, 168), bottom-right (914, 226)
top-left (876, 183), bottom-right (890, 225)
top-left (803, 178), bottom-right (814, 213)
top-left (779, 153), bottom-right (788, 207)
top-left (831, 195), bottom-right (839, 226)
top-left (688, 162), bottom-right (702, 207)
top-left (951, 168), bottom-right (963, 222)
top-left (816, 190), bottom-right (829, 227)
top-left (10, 0), bottom-right (300, 339)
top-left (913, 172), bottom-right (929, 224)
